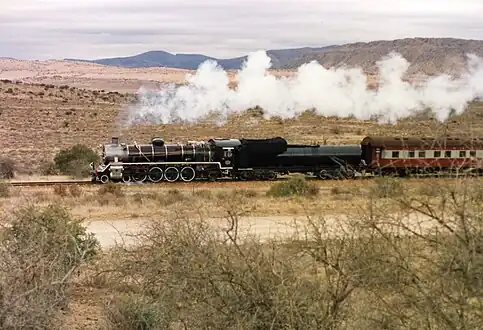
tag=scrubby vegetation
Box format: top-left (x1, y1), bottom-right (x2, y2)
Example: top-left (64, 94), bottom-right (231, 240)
top-left (267, 175), bottom-right (320, 197)
top-left (0, 203), bottom-right (99, 329)
top-left (2, 177), bottom-right (483, 329)
top-left (90, 177), bottom-right (483, 329)
top-left (0, 157), bottom-right (16, 179)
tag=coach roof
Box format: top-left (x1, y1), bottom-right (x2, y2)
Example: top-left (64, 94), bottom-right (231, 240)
top-left (361, 136), bottom-right (483, 148)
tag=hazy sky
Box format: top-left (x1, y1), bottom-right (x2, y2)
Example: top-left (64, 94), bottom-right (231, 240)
top-left (1, 0), bottom-right (483, 60)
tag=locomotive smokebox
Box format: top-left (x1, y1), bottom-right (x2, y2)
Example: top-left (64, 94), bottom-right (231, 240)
top-left (111, 137), bottom-right (119, 145)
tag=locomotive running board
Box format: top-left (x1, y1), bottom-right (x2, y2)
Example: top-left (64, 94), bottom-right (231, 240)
top-left (120, 161), bottom-right (222, 166)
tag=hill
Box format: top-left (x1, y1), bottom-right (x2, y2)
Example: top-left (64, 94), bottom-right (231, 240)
top-left (65, 46), bottom-right (336, 70)
top-left (63, 38), bottom-right (483, 75)
top-left (286, 37), bottom-right (483, 75)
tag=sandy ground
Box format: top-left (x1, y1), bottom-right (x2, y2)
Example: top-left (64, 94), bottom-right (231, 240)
top-left (85, 212), bottom-right (438, 249)
top-left (85, 216), bottom-right (309, 248)
top-left (0, 58), bottom-right (302, 92)
top-left (0, 57), bottom-right (383, 92)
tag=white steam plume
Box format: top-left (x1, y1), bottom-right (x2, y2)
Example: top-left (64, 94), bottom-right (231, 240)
top-left (126, 51), bottom-right (483, 125)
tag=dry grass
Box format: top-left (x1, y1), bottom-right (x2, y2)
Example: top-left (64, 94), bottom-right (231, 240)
top-left (83, 178), bottom-right (483, 329)
top-left (3, 177), bottom-right (478, 222)
top-left (0, 176), bottom-right (482, 329)
top-left (1, 78), bottom-right (483, 177)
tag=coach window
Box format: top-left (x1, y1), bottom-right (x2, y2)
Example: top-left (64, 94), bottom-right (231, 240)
top-left (418, 151), bottom-right (426, 158)
top-left (408, 151), bottom-right (415, 158)
top-left (470, 151), bottom-right (476, 157)
top-left (444, 151), bottom-right (451, 158)
top-left (459, 151), bottom-right (466, 158)
top-left (391, 151), bottom-right (399, 158)
top-left (434, 151), bottom-right (441, 158)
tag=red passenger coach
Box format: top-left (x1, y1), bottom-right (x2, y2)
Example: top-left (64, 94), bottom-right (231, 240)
top-left (361, 136), bottom-right (483, 176)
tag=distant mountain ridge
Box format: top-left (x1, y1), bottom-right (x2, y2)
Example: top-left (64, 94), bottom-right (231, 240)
top-left (64, 46), bottom-right (337, 70)
top-left (64, 37), bottom-right (483, 75)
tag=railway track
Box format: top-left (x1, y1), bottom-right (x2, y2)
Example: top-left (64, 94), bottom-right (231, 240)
top-left (8, 180), bottom-right (93, 187)
top-left (4, 172), bottom-right (480, 188)
top-left (6, 178), bottom-right (293, 187)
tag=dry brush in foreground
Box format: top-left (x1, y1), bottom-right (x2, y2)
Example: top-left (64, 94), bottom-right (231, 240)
top-left (80, 177), bottom-right (483, 330)
top-left (0, 204), bottom-right (100, 329)
top-left (1, 176), bottom-right (482, 329)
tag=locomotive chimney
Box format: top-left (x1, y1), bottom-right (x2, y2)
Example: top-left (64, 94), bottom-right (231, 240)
top-left (111, 137), bottom-right (119, 144)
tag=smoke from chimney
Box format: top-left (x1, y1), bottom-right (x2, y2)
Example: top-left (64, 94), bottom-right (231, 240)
top-left (123, 50), bottom-right (483, 126)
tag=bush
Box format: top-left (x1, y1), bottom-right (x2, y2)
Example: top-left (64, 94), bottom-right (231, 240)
top-left (98, 183), bottom-right (124, 197)
top-left (370, 177), bottom-right (403, 198)
top-left (0, 203), bottom-right (100, 329)
top-left (53, 144), bottom-right (99, 178)
top-left (53, 184), bottom-right (68, 196)
top-left (0, 157), bottom-right (15, 179)
top-left (0, 181), bottom-right (10, 198)
top-left (38, 159), bottom-right (58, 176)
top-left (267, 176), bottom-right (319, 197)
top-left (99, 215), bottom-right (355, 329)
top-left (103, 294), bottom-right (168, 330)
top-left (69, 184), bottom-right (82, 197)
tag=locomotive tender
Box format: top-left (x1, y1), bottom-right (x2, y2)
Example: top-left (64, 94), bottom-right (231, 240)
top-left (90, 135), bottom-right (483, 184)
top-left (90, 136), bottom-right (363, 183)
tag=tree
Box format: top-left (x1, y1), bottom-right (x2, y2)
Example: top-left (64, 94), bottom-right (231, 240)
top-left (53, 144), bottom-right (99, 178)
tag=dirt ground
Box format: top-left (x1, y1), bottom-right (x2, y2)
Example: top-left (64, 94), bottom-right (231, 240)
top-left (1, 58), bottom-right (483, 329)
top-left (1, 78), bottom-right (482, 174)
top-left (1, 176), bottom-right (465, 220)
top-left (3, 175), bottom-right (475, 329)
top-left (0, 58), bottom-right (380, 92)
top-left (2, 58), bottom-right (482, 173)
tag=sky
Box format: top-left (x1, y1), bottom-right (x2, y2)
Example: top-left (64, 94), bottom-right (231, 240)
top-left (1, 0), bottom-right (483, 60)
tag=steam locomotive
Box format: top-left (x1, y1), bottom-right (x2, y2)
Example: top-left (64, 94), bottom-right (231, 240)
top-left (90, 135), bottom-right (483, 184)
top-left (90, 136), bottom-right (363, 183)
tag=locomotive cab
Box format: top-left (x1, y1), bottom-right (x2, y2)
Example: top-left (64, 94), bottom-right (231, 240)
top-left (208, 138), bottom-right (241, 171)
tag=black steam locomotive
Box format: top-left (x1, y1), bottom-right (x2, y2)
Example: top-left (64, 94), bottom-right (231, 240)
top-left (90, 136), bottom-right (364, 183)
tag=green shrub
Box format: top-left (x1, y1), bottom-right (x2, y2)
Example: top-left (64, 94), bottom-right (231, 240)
top-left (0, 156), bottom-right (15, 179)
top-left (5, 203), bottom-right (100, 270)
top-left (38, 159), bottom-right (58, 175)
top-left (103, 294), bottom-right (168, 330)
top-left (54, 144), bottom-right (99, 177)
top-left (267, 176), bottom-right (319, 197)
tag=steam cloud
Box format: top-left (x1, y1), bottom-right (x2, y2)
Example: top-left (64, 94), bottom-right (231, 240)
top-left (126, 51), bottom-right (483, 126)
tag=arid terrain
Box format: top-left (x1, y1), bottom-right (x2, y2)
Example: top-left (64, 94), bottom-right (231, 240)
top-left (288, 37), bottom-right (483, 74)
top-left (1, 37), bottom-right (483, 329)
top-left (1, 175), bottom-right (482, 329)
top-left (0, 76), bottom-right (482, 173)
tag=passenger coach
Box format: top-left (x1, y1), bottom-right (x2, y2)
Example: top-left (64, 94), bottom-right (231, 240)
top-left (361, 136), bottom-right (483, 176)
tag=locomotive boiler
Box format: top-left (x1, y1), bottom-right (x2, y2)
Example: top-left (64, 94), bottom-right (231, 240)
top-left (92, 136), bottom-right (221, 183)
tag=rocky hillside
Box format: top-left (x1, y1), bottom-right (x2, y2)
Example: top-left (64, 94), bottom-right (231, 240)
top-left (286, 37), bottom-right (483, 75)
